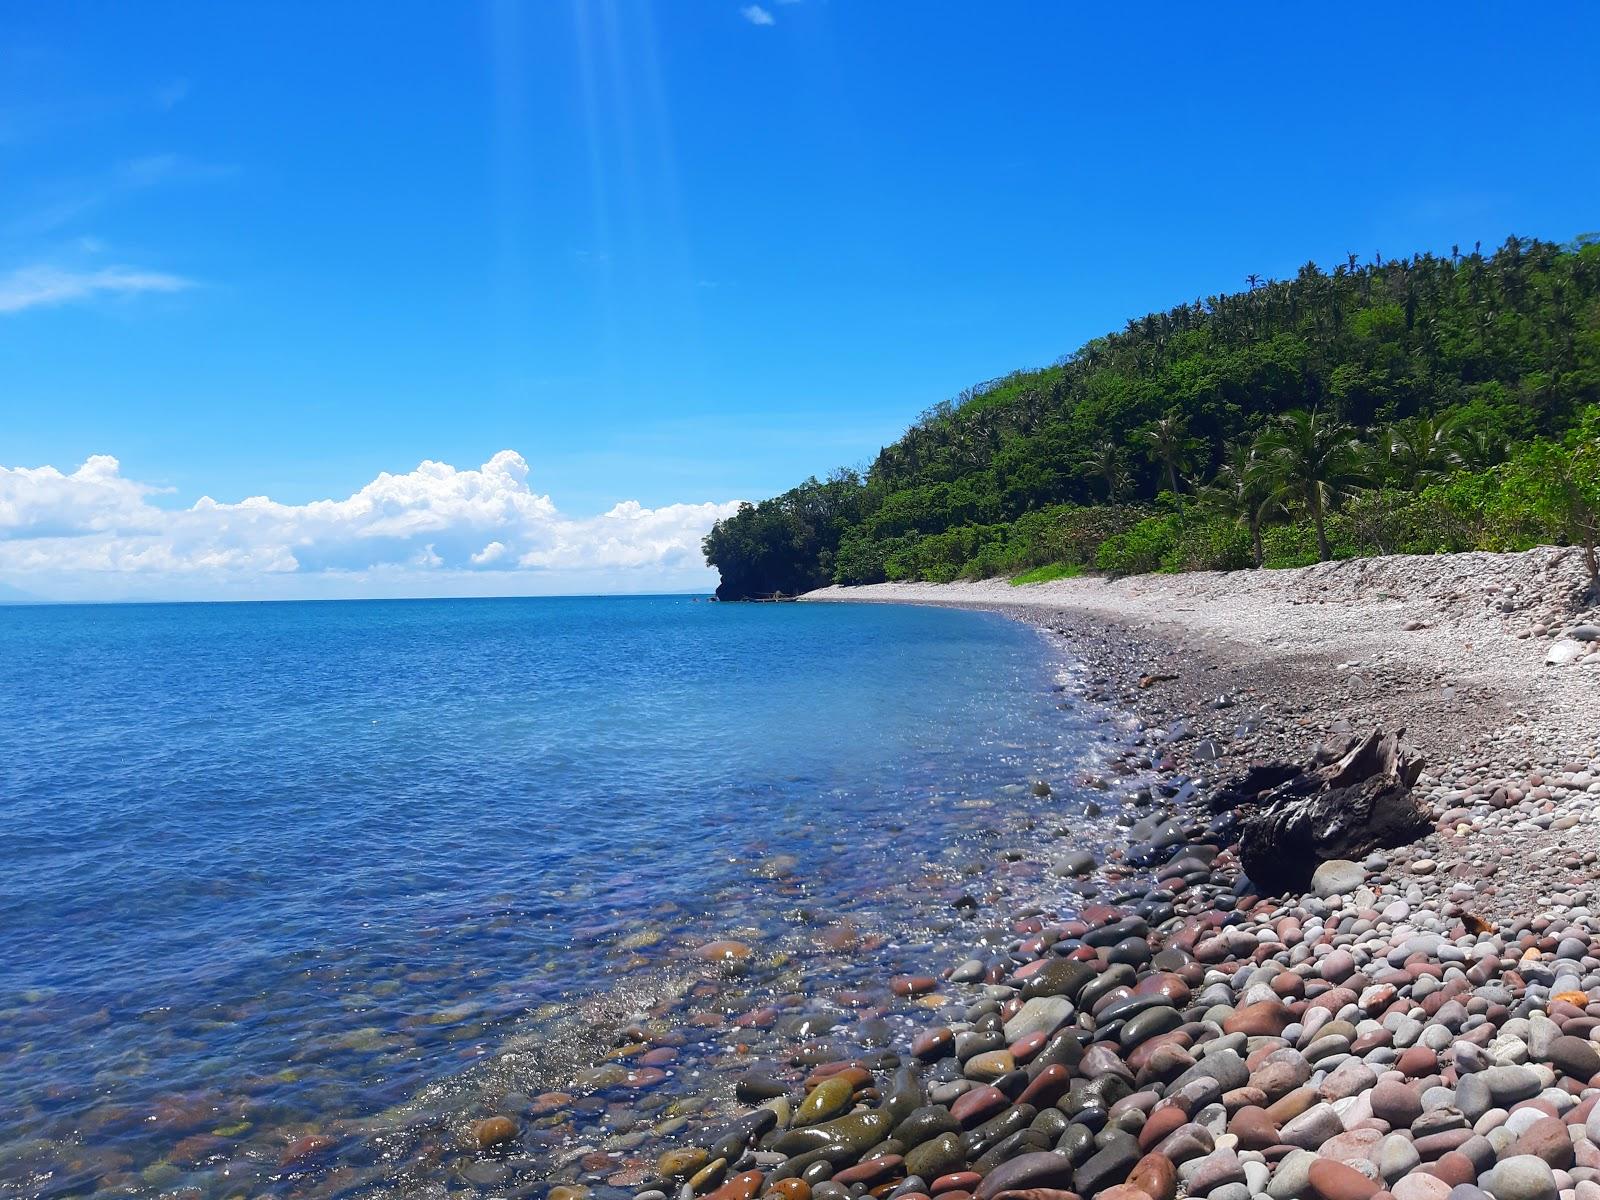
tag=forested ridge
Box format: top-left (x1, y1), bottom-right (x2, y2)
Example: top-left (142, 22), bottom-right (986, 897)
top-left (703, 236), bottom-right (1600, 599)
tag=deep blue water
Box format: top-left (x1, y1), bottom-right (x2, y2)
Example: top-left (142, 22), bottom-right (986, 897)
top-left (0, 596), bottom-right (1100, 1197)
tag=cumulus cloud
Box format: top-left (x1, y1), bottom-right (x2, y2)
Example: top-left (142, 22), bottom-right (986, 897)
top-left (0, 452), bottom-right (741, 601)
top-left (0, 264), bottom-right (194, 314)
top-left (740, 5), bottom-right (776, 26)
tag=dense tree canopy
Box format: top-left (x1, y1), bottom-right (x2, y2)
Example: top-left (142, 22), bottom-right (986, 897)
top-left (704, 236), bottom-right (1600, 599)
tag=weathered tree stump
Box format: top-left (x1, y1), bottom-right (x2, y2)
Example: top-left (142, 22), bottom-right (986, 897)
top-left (1223, 727), bottom-right (1430, 893)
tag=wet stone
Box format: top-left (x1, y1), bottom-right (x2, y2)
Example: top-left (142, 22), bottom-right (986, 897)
top-left (470, 1116), bottom-right (518, 1149)
top-left (904, 1133), bottom-right (966, 1181)
top-left (972, 1151), bottom-right (1076, 1200)
top-left (1074, 1131), bottom-right (1141, 1196)
top-left (1019, 960), bottom-right (1094, 1002)
top-left (736, 1067), bottom-right (790, 1104)
top-left (657, 1148), bottom-right (708, 1178)
top-left (1119, 1005), bottom-right (1181, 1050)
top-left (1002, 997), bottom-right (1073, 1044)
top-left (795, 1077), bottom-right (855, 1127)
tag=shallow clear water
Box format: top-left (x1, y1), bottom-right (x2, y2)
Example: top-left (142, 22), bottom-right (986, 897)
top-left (0, 596), bottom-right (1105, 1197)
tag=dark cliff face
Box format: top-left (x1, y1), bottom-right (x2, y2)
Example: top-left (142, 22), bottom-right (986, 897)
top-left (705, 509), bottom-right (841, 600)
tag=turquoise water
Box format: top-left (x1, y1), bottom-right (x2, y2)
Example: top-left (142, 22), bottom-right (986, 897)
top-left (0, 596), bottom-right (1101, 1197)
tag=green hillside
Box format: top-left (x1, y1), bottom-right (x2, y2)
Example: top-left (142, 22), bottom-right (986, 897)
top-left (704, 236), bottom-right (1600, 599)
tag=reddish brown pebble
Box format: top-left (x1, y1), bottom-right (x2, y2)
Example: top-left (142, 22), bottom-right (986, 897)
top-left (1222, 1000), bottom-right (1293, 1037)
top-left (1127, 1150), bottom-right (1177, 1200)
top-left (1016, 1064), bottom-right (1070, 1108)
top-left (1507, 1115), bottom-right (1576, 1169)
top-left (1306, 1158), bottom-right (1380, 1200)
top-left (1132, 972), bottom-right (1191, 1006)
top-left (950, 1085), bottom-right (1009, 1127)
top-left (280, 1133), bottom-right (337, 1165)
top-left (470, 1117), bottom-right (518, 1149)
top-left (528, 1088), bottom-right (572, 1120)
top-left (1227, 1105), bottom-right (1278, 1150)
top-left (705, 1171), bottom-right (765, 1200)
top-left (1137, 1104), bottom-right (1188, 1151)
top-left (695, 940), bottom-right (753, 962)
top-left (1265, 1085), bottom-right (1318, 1125)
top-left (834, 1156), bottom-right (903, 1186)
top-left (1009, 1029), bottom-right (1049, 1062)
top-left (1421, 1152), bottom-right (1476, 1187)
top-left (1396, 1046), bottom-right (1437, 1077)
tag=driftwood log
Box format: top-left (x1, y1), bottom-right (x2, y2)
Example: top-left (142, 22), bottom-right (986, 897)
top-left (1220, 727), bottom-right (1430, 893)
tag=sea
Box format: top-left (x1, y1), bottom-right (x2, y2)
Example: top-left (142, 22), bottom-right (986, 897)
top-left (0, 595), bottom-right (1120, 1198)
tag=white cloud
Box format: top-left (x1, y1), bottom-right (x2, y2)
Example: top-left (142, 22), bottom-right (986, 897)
top-left (0, 455), bottom-right (167, 535)
top-left (471, 539), bottom-right (508, 566)
top-left (740, 5), bottom-right (776, 25)
top-left (0, 264), bottom-right (194, 314)
top-left (0, 451), bottom-right (741, 601)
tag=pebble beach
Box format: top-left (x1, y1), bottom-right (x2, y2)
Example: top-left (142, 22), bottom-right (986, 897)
top-left (543, 548), bottom-right (1600, 1200)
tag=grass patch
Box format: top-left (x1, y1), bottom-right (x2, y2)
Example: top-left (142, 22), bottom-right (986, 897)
top-left (1008, 562), bottom-right (1084, 586)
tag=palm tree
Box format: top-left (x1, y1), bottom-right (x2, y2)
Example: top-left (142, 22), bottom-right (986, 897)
top-left (1141, 413), bottom-right (1197, 503)
top-left (1382, 414), bottom-right (1458, 489)
top-left (1204, 439), bottom-right (1280, 567)
top-left (1078, 439), bottom-right (1129, 502)
top-left (1448, 419), bottom-right (1505, 473)
top-left (1257, 408), bottom-right (1370, 561)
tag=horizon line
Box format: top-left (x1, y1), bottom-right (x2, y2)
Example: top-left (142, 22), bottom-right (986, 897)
top-left (0, 589), bottom-right (718, 609)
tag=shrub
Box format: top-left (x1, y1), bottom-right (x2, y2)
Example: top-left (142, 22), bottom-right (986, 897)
top-left (1262, 514), bottom-right (1358, 568)
top-left (1095, 514), bottom-right (1182, 575)
top-left (832, 529), bottom-right (895, 585)
top-left (1492, 413), bottom-right (1600, 588)
top-left (1405, 474), bottom-right (1512, 553)
top-left (1165, 516), bottom-right (1254, 572)
top-left (1056, 504), bottom-right (1153, 565)
top-left (1009, 562), bottom-right (1084, 585)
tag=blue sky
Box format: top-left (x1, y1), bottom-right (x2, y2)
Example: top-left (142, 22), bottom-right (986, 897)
top-left (2, 2), bottom-right (1597, 599)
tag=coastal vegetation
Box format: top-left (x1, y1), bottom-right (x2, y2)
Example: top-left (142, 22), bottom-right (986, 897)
top-left (1008, 562), bottom-right (1084, 586)
top-left (704, 236), bottom-right (1600, 599)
